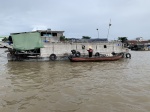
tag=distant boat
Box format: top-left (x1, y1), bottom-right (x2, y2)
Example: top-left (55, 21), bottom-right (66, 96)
top-left (68, 53), bottom-right (124, 62)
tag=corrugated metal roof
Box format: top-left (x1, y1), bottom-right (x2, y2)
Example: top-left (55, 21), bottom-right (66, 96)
top-left (10, 30), bottom-right (64, 35)
top-left (37, 30), bottom-right (64, 33)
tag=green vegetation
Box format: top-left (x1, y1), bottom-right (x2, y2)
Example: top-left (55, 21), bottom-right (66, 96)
top-left (2, 37), bottom-right (8, 42)
top-left (60, 36), bottom-right (68, 41)
top-left (82, 36), bottom-right (91, 39)
top-left (118, 37), bottom-right (128, 43)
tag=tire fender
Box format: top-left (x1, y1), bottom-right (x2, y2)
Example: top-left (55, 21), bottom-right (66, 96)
top-left (49, 54), bottom-right (57, 61)
top-left (71, 50), bottom-right (76, 54)
top-left (82, 45), bottom-right (85, 49)
top-left (126, 53), bottom-right (131, 59)
top-left (75, 51), bottom-right (81, 57)
top-left (95, 52), bottom-right (100, 56)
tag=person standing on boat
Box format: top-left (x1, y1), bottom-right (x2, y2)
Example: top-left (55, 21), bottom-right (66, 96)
top-left (87, 48), bottom-right (93, 57)
top-left (8, 36), bottom-right (13, 45)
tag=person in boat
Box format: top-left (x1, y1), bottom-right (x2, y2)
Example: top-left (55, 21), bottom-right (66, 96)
top-left (8, 36), bottom-right (13, 45)
top-left (87, 48), bottom-right (93, 57)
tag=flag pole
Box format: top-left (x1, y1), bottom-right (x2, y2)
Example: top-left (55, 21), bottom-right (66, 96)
top-left (107, 19), bottom-right (111, 41)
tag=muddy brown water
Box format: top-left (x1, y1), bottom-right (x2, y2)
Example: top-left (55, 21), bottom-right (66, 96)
top-left (0, 49), bottom-right (150, 112)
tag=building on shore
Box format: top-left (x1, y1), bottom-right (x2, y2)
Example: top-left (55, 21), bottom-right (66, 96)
top-left (128, 39), bottom-right (150, 51)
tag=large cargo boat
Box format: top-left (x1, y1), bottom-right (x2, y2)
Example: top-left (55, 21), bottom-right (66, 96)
top-left (4, 30), bottom-right (130, 61)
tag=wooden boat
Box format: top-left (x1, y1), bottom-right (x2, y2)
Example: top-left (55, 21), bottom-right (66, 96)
top-left (68, 53), bottom-right (123, 62)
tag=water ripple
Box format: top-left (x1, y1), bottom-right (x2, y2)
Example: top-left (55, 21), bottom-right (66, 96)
top-left (1, 50), bottom-right (150, 112)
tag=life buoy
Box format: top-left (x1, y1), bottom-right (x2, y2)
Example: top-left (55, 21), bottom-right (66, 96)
top-left (126, 53), bottom-right (131, 58)
top-left (50, 54), bottom-right (57, 61)
top-left (82, 45), bottom-right (85, 49)
top-left (111, 52), bottom-right (116, 56)
top-left (120, 52), bottom-right (124, 58)
top-left (75, 51), bottom-right (81, 57)
top-left (71, 50), bottom-right (76, 54)
top-left (95, 52), bottom-right (100, 56)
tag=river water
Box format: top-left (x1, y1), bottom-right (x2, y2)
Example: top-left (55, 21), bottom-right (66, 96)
top-left (0, 48), bottom-right (150, 112)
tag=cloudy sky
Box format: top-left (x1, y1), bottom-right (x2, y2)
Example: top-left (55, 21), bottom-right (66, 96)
top-left (0, 0), bottom-right (150, 40)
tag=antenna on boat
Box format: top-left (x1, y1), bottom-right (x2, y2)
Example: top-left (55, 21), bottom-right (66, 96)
top-left (107, 19), bottom-right (111, 41)
top-left (96, 28), bottom-right (99, 39)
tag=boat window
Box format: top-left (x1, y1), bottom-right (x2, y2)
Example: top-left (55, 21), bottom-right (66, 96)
top-left (41, 32), bottom-right (52, 37)
top-left (104, 45), bottom-right (107, 48)
top-left (53, 33), bottom-right (57, 36)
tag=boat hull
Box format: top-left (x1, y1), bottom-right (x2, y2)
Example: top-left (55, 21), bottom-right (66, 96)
top-left (68, 54), bottom-right (123, 62)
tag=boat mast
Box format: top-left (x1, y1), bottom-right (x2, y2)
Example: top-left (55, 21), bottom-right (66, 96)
top-left (107, 19), bottom-right (111, 41)
top-left (96, 28), bottom-right (99, 39)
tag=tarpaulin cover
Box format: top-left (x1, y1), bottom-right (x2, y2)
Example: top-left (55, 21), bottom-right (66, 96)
top-left (11, 32), bottom-right (44, 50)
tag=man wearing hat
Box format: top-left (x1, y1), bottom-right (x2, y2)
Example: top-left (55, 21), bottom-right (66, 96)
top-left (87, 47), bottom-right (93, 57)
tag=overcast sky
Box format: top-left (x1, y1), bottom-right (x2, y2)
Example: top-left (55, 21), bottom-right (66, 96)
top-left (0, 0), bottom-right (150, 40)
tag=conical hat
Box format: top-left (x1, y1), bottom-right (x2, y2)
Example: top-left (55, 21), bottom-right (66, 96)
top-left (89, 46), bottom-right (92, 49)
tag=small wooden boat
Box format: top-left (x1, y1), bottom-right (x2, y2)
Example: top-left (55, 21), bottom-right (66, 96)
top-left (68, 53), bottom-right (123, 62)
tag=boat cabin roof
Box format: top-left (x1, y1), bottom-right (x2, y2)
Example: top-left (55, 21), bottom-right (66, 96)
top-left (10, 30), bottom-right (64, 35)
